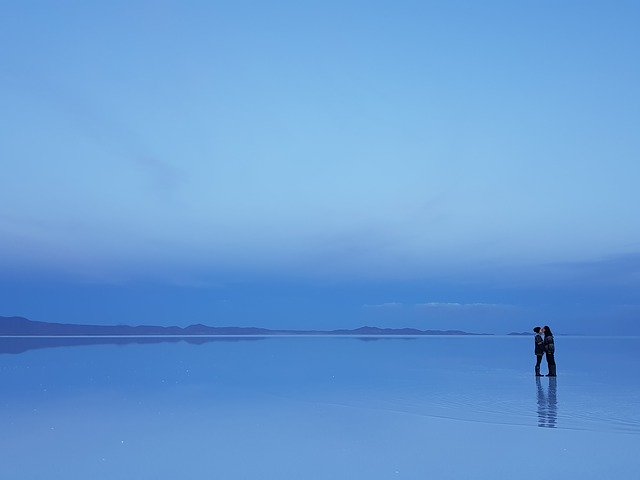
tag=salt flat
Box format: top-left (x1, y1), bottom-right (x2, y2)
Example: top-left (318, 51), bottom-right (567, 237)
top-left (1, 336), bottom-right (638, 479)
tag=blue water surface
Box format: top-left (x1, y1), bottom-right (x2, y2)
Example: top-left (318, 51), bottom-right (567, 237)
top-left (1, 336), bottom-right (639, 479)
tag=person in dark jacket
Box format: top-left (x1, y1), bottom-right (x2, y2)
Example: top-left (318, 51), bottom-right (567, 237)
top-left (543, 325), bottom-right (557, 377)
top-left (533, 327), bottom-right (545, 376)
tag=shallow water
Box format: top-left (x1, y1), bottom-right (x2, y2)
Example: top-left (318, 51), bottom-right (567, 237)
top-left (1, 336), bottom-right (639, 479)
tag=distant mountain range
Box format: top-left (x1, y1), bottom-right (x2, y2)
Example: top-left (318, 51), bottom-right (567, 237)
top-left (0, 316), bottom-right (483, 337)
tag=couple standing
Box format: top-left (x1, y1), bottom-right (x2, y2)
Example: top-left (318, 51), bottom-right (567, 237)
top-left (533, 326), bottom-right (557, 377)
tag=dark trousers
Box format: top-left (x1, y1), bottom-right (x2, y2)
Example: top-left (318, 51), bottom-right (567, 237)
top-left (546, 352), bottom-right (557, 376)
top-left (535, 354), bottom-right (543, 375)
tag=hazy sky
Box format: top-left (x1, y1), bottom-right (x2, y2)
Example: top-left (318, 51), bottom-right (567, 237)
top-left (1, 1), bottom-right (639, 332)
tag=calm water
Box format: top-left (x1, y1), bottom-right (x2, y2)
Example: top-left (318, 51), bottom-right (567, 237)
top-left (1, 336), bottom-right (639, 479)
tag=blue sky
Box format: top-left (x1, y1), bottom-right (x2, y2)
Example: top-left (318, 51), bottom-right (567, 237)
top-left (1, 1), bottom-right (639, 333)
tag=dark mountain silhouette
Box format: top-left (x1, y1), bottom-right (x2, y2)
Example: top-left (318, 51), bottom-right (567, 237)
top-left (0, 316), bottom-right (485, 337)
top-left (329, 326), bottom-right (474, 335)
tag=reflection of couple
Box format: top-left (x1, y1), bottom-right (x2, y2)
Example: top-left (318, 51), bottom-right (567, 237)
top-left (536, 376), bottom-right (557, 428)
top-left (533, 326), bottom-right (557, 377)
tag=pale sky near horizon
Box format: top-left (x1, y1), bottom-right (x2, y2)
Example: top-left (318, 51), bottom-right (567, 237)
top-left (1, 1), bottom-right (639, 333)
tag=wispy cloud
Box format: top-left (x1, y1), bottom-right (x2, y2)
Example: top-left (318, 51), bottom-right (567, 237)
top-left (133, 156), bottom-right (185, 194)
top-left (362, 301), bottom-right (511, 310)
top-left (416, 302), bottom-right (504, 308)
top-left (5, 70), bottom-right (186, 197)
top-left (362, 302), bottom-right (403, 308)
top-left (549, 252), bottom-right (640, 287)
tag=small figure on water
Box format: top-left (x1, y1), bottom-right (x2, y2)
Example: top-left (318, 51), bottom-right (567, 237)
top-left (533, 326), bottom-right (545, 376)
top-left (542, 325), bottom-right (557, 377)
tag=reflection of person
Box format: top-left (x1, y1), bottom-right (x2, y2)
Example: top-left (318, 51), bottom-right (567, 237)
top-left (548, 378), bottom-right (557, 425)
top-left (536, 377), bottom-right (558, 428)
top-left (542, 326), bottom-right (557, 377)
top-left (533, 327), bottom-right (545, 376)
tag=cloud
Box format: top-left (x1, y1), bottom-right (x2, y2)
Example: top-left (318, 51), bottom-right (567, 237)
top-left (549, 252), bottom-right (640, 287)
top-left (362, 301), bottom-right (511, 310)
top-left (416, 302), bottom-right (504, 308)
top-left (362, 302), bottom-right (403, 308)
top-left (415, 302), bottom-right (514, 312)
top-left (133, 156), bottom-right (185, 194)
top-left (5, 69), bottom-right (186, 197)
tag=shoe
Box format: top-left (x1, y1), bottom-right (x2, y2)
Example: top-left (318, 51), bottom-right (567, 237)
top-left (545, 374), bottom-right (557, 377)
top-left (535, 374), bottom-right (543, 377)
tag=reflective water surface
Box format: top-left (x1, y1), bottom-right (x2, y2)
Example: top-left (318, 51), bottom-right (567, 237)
top-left (1, 336), bottom-right (639, 479)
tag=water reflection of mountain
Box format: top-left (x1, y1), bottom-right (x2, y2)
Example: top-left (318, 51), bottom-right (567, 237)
top-left (0, 336), bottom-right (266, 355)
